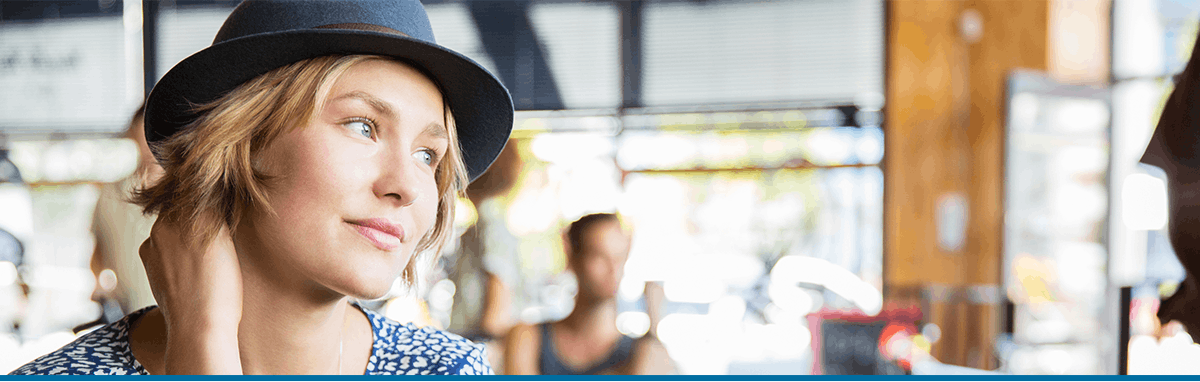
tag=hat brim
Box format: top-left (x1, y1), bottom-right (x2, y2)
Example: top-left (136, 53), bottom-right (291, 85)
top-left (145, 29), bottom-right (514, 181)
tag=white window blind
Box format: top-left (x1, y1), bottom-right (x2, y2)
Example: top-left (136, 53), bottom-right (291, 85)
top-left (642, 0), bottom-right (883, 107)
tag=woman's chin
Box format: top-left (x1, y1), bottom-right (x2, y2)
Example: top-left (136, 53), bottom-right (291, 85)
top-left (327, 273), bottom-right (402, 301)
top-left (337, 284), bottom-right (392, 301)
top-left (348, 289), bottom-right (391, 301)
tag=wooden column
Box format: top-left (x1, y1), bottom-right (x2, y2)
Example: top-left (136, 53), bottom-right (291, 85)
top-left (885, 0), bottom-right (1052, 369)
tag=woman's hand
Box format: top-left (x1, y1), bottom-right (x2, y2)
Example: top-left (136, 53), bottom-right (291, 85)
top-left (140, 218), bottom-right (244, 374)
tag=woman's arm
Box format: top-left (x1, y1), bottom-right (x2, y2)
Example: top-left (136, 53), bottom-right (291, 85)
top-left (480, 272), bottom-right (514, 338)
top-left (139, 220), bottom-right (244, 374)
top-left (626, 281), bottom-right (674, 374)
top-left (628, 336), bottom-right (675, 375)
top-left (502, 323), bottom-right (540, 375)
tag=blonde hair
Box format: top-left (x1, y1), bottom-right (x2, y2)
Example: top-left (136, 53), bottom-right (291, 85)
top-left (134, 55), bottom-right (469, 285)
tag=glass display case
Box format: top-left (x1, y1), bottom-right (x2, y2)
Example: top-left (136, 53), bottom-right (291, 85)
top-left (1002, 70), bottom-right (1111, 374)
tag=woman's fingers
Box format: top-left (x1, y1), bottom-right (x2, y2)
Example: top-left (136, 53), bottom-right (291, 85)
top-left (137, 236), bottom-right (168, 317)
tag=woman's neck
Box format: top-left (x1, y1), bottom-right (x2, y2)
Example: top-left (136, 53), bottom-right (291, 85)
top-left (232, 238), bottom-right (371, 375)
top-left (236, 278), bottom-right (347, 374)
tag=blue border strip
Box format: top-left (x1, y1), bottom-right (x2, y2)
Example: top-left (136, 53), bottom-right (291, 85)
top-left (6, 377), bottom-right (1200, 381)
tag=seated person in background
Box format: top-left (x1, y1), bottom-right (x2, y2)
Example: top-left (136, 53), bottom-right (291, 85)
top-left (1142, 30), bottom-right (1200, 336)
top-left (504, 213), bottom-right (673, 375)
top-left (87, 103), bottom-right (161, 324)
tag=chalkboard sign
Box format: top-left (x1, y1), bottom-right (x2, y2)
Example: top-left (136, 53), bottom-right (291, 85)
top-left (820, 320), bottom-right (904, 375)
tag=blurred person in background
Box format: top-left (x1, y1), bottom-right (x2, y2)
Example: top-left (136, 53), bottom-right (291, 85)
top-left (10, 0), bottom-right (513, 375)
top-left (447, 139), bottom-right (522, 372)
top-left (0, 228), bottom-right (26, 333)
top-left (0, 227), bottom-right (28, 373)
top-left (504, 213), bottom-right (673, 375)
top-left (0, 152), bottom-right (29, 339)
top-left (1142, 29), bottom-right (1200, 338)
top-left (0, 150), bottom-right (32, 372)
top-left (84, 104), bottom-right (160, 328)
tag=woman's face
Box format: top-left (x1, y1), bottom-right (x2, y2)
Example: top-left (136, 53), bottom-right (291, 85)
top-left (240, 59), bottom-right (447, 299)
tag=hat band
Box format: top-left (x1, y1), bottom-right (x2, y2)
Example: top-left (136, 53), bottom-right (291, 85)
top-left (315, 23), bottom-right (411, 38)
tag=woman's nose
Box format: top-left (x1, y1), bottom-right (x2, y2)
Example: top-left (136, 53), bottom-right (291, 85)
top-left (374, 152), bottom-right (423, 207)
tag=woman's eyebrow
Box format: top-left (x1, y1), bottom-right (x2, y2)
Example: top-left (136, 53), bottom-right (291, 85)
top-left (423, 122), bottom-right (448, 140)
top-left (333, 91), bottom-right (446, 140)
top-left (333, 91), bottom-right (396, 120)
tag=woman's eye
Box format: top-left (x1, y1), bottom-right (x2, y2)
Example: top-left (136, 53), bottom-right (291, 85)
top-left (344, 120), bottom-right (373, 138)
top-left (414, 149), bottom-right (435, 166)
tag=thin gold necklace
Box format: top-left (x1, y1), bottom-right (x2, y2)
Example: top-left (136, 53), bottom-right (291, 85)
top-left (337, 304), bottom-right (346, 375)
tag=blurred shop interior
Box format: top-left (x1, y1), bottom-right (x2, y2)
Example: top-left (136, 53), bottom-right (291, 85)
top-left (0, 0), bottom-right (1196, 375)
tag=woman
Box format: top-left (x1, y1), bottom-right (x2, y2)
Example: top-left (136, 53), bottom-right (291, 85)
top-left (11, 0), bottom-right (512, 375)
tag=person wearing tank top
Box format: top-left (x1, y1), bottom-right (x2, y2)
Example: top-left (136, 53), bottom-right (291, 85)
top-left (503, 214), bottom-right (674, 375)
top-left (536, 321), bottom-right (635, 375)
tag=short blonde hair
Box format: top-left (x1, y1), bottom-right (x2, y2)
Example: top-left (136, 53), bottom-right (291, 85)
top-left (135, 55), bottom-right (469, 285)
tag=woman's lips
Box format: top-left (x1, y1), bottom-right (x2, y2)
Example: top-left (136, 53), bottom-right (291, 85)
top-left (346, 218), bottom-right (405, 251)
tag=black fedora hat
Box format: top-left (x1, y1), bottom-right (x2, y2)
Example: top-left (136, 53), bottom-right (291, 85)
top-left (144, 0), bottom-right (513, 181)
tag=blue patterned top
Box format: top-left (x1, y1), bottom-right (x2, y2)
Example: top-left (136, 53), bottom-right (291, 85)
top-left (9, 304), bottom-right (492, 375)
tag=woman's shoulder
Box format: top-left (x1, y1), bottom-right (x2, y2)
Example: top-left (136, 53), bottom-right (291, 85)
top-left (8, 308), bottom-right (152, 375)
top-left (359, 306), bottom-right (492, 375)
